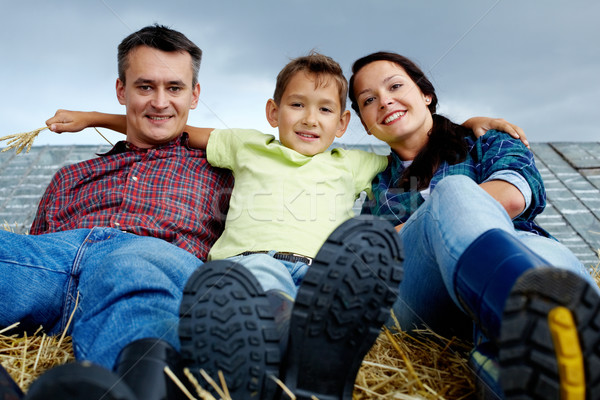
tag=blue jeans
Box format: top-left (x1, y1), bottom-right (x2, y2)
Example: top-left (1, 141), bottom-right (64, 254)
top-left (393, 175), bottom-right (594, 339)
top-left (0, 228), bottom-right (202, 369)
top-left (227, 252), bottom-right (309, 298)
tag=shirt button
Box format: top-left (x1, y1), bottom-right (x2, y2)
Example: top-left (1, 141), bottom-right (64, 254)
top-left (114, 222), bottom-right (120, 227)
top-left (132, 176), bottom-right (138, 181)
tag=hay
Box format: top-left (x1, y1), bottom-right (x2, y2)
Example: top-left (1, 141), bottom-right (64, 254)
top-left (0, 324), bottom-right (74, 391)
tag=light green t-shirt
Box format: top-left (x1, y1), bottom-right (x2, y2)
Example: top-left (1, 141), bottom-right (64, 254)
top-left (206, 128), bottom-right (388, 260)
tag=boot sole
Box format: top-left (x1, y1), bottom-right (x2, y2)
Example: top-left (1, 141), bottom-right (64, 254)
top-left (283, 216), bottom-right (404, 400)
top-left (499, 267), bottom-right (600, 399)
top-left (179, 260), bottom-right (281, 400)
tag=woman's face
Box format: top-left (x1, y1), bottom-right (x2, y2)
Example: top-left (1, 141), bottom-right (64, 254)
top-left (352, 60), bottom-right (433, 157)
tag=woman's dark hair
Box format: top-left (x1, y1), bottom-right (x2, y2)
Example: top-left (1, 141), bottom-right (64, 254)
top-left (349, 51), bottom-right (472, 190)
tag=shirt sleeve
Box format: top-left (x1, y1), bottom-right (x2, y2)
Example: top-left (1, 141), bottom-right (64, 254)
top-left (477, 130), bottom-right (545, 221)
top-left (206, 129), bottom-right (237, 170)
top-left (207, 129), bottom-right (271, 171)
top-left (346, 150), bottom-right (389, 195)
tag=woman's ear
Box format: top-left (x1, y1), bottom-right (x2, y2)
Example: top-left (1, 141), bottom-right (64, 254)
top-left (265, 99), bottom-right (280, 128)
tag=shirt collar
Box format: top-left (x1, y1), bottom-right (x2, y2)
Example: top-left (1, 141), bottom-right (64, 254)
top-left (99, 132), bottom-right (191, 156)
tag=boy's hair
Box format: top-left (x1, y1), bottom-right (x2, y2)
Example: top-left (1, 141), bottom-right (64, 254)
top-left (273, 52), bottom-right (348, 112)
top-left (117, 24), bottom-right (203, 86)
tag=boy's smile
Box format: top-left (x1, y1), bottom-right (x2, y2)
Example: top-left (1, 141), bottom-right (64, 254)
top-left (266, 71), bottom-right (350, 156)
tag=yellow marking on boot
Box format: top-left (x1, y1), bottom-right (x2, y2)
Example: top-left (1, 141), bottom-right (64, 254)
top-left (548, 306), bottom-right (585, 400)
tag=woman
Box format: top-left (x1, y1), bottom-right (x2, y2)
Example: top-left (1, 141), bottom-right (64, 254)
top-left (349, 51), bottom-right (600, 399)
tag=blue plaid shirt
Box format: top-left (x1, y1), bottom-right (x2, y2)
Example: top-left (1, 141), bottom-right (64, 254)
top-left (362, 130), bottom-right (549, 237)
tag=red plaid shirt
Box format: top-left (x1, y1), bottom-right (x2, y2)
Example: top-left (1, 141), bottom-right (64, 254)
top-left (31, 134), bottom-right (233, 260)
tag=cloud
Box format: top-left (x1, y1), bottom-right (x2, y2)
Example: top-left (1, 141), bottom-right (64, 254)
top-left (2, 0), bottom-right (599, 146)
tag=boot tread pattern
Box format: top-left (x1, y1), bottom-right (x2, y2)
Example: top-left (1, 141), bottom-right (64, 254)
top-left (284, 216), bottom-right (404, 400)
top-left (499, 268), bottom-right (600, 400)
top-left (179, 261), bottom-right (280, 400)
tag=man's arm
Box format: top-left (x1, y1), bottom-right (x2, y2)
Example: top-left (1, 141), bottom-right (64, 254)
top-left (46, 110), bottom-right (213, 149)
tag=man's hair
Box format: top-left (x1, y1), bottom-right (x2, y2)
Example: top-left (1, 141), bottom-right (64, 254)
top-left (273, 52), bottom-right (348, 112)
top-left (117, 24), bottom-right (202, 86)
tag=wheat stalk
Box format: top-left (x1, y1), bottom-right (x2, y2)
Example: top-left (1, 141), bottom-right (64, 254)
top-left (0, 127), bottom-right (113, 154)
top-left (0, 127), bottom-right (48, 154)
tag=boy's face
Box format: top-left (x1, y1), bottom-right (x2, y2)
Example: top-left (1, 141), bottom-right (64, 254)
top-left (266, 72), bottom-right (350, 156)
top-left (116, 46), bottom-right (200, 148)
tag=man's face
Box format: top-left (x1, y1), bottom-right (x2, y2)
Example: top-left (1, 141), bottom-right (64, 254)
top-left (116, 46), bottom-right (200, 148)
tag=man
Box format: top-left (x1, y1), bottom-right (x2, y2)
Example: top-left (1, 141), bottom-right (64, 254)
top-left (0, 25), bottom-right (232, 399)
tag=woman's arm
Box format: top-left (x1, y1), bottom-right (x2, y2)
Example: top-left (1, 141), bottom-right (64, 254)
top-left (479, 179), bottom-right (526, 219)
top-left (46, 110), bottom-right (213, 149)
top-left (463, 117), bottom-right (529, 148)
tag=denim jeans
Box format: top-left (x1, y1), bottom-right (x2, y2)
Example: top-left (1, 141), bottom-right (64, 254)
top-left (227, 252), bottom-right (309, 298)
top-left (393, 175), bottom-right (594, 339)
top-left (0, 227), bottom-right (202, 369)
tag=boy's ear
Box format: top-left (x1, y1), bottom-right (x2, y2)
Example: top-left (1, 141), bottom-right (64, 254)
top-left (335, 110), bottom-right (352, 138)
top-left (116, 79), bottom-right (126, 105)
top-left (265, 99), bottom-right (279, 128)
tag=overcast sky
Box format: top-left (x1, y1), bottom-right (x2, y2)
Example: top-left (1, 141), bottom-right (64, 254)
top-left (2, 0), bottom-right (598, 148)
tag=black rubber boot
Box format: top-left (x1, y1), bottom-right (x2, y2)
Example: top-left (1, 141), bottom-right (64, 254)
top-left (25, 362), bottom-right (137, 400)
top-left (281, 215), bottom-right (404, 400)
top-left (455, 228), bottom-right (600, 399)
top-left (1, 364), bottom-right (23, 400)
top-left (179, 260), bottom-right (283, 400)
top-left (115, 338), bottom-right (195, 400)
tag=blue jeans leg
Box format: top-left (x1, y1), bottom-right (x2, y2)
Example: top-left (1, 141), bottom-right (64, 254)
top-left (227, 252), bottom-right (309, 298)
top-left (393, 175), bottom-right (591, 339)
top-left (0, 228), bottom-right (202, 370)
top-left (0, 229), bottom-right (89, 334)
top-left (72, 228), bottom-right (202, 369)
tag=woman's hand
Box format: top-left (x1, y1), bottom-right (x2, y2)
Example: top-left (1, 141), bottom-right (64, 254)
top-left (463, 117), bottom-right (529, 148)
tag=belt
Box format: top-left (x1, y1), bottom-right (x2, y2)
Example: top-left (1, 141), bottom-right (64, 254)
top-left (240, 251), bottom-right (313, 266)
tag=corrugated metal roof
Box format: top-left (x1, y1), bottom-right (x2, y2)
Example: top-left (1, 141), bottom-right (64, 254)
top-left (1, 142), bottom-right (599, 267)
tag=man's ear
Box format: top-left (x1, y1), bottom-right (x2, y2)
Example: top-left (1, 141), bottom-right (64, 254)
top-left (335, 110), bottom-right (352, 138)
top-left (265, 99), bottom-right (279, 128)
top-left (116, 79), bottom-right (126, 105)
top-left (190, 83), bottom-right (201, 109)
